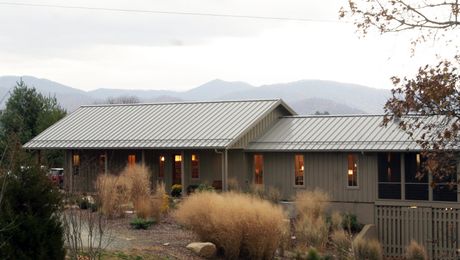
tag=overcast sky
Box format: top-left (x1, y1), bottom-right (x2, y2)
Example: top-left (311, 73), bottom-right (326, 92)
top-left (0, 0), bottom-right (446, 91)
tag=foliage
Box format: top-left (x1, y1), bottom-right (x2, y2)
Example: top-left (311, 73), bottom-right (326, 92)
top-left (305, 247), bottom-right (321, 260)
top-left (352, 237), bottom-right (383, 260)
top-left (175, 191), bottom-right (286, 260)
top-left (0, 79), bottom-right (66, 167)
top-left (341, 0), bottom-right (460, 179)
top-left (0, 162), bottom-right (65, 259)
top-left (196, 183), bottom-right (215, 192)
top-left (331, 229), bottom-right (352, 260)
top-left (342, 213), bottom-right (363, 233)
top-left (227, 177), bottom-right (240, 191)
top-left (171, 184), bottom-right (182, 197)
top-left (77, 195), bottom-right (97, 212)
top-left (129, 217), bottom-right (156, 230)
top-left (405, 240), bottom-right (429, 260)
top-left (105, 96), bottom-right (140, 104)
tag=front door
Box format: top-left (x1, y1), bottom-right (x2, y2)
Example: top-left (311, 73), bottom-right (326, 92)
top-left (172, 154), bottom-right (182, 185)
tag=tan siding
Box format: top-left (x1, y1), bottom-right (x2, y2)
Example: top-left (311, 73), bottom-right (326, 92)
top-left (231, 106), bottom-right (290, 148)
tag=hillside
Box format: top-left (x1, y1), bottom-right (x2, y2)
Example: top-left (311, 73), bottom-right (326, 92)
top-left (0, 76), bottom-right (390, 114)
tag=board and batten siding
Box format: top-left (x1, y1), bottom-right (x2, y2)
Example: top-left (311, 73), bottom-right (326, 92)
top-left (251, 152), bottom-right (378, 202)
top-left (231, 106), bottom-right (291, 149)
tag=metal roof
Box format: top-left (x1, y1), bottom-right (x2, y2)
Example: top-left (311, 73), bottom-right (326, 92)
top-left (247, 115), bottom-right (446, 152)
top-left (24, 99), bottom-right (294, 149)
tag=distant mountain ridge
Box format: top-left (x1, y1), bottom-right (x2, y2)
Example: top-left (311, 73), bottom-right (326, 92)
top-left (0, 76), bottom-right (390, 114)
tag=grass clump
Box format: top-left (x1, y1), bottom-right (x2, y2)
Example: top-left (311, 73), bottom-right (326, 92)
top-left (294, 190), bottom-right (330, 252)
top-left (130, 217), bottom-right (156, 230)
top-left (352, 237), bottom-right (383, 260)
top-left (95, 174), bottom-right (131, 218)
top-left (175, 192), bottom-right (286, 260)
top-left (405, 240), bottom-right (428, 260)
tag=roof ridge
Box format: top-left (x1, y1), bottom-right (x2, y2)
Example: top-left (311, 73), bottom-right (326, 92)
top-left (283, 114), bottom-right (385, 118)
top-left (81, 98), bottom-right (282, 108)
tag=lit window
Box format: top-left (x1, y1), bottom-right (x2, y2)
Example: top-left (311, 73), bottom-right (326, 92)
top-left (72, 153), bottom-right (80, 175)
top-left (191, 154), bottom-right (199, 179)
top-left (128, 154), bottom-right (136, 166)
top-left (347, 154), bottom-right (358, 187)
top-left (175, 155), bottom-right (182, 162)
top-left (295, 154), bottom-right (304, 186)
top-left (254, 154), bottom-right (264, 184)
top-left (159, 156), bottom-right (165, 179)
top-left (72, 154), bottom-right (80, 166)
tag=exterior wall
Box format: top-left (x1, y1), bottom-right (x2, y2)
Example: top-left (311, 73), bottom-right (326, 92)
top-left (65, 149), bottom-right (222, 193)
top-left (231, 106), bottom-right (291, 149)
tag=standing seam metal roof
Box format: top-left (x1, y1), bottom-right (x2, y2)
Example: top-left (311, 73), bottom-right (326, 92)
top-left (247, 115), bottom-right (451, 151)
top-left (24, 99), bottom-right (293, 149)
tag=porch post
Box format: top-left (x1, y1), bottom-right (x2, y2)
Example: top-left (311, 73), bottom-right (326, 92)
top-left (181, 151), bottom-right (186, 196)
top-left (223, 149), bottom-right (228, 191)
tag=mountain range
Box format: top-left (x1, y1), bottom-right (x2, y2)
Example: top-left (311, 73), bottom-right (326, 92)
top-left (0, 76), bottom-right (391, 114)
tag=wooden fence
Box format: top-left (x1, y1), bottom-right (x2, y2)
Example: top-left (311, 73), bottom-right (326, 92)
top-left (376, 205), bottom-right (460, 259)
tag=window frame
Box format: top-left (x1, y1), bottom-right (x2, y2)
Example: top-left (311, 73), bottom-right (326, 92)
top-left (377, 153), bottom-right (402, 200)
top-left (347, 154), bottom-right (359, 188)
top-left (294, 154), bottom-right (305, 187)
top-left (191, 154), bottom-right (200, 180)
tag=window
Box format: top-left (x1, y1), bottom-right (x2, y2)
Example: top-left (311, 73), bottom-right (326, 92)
top-left (72, 153), bottom-right (80, 175)
top-left (191, 154), bottom-right (200, 179)
top-left (128, 154), bottom-right (136, 166)
top-left (254, 154), bottom-right (264, 184)
top-left (347, 154), bottom-right (358, 187)
top-left (405, 153), bottom-right (428, 200)
top-left (295, 154), bottom-right (304, 186)
top-left (158, 156), bottom-right (165, 179)
top-left (99, 154), bottom-right (106, 174)
top-left (378, 153), bottom-right (401, 199)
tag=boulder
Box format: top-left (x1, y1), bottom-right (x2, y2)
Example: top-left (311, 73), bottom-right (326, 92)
top-left (186, 242), bottom-right (216, 258)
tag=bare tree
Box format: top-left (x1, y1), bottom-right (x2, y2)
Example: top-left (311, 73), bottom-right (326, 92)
top-left (105, 96), bottom-right (140, 104)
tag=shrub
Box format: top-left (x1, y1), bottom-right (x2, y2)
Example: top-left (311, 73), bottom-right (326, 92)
top-left (306, 247), bottom-right (321, 260)
top-left (95, 174), bottom-right (130, 218)
top-left (331, 229), bottom-right (352, 259)
top-left (342, 213), bottom-right (363, 233)
top-left (175, 192), bottom-right (286, 259)
top-left (353, 238), bottom-right (383, 260)
top-left (155, 182), bottom-right (169, 214)
top-left (122, 164), bottom-right (151, 210)
top-left (0, 164), bottom-right (65, 259)
top-left (266, 186), bottom-right (282, 203)
top-left (130, 217), bottom-right (156, 230)
top-left (171, 184), bottom-right (182, 197)
top-left (196, 183), bottom-right (215, 192)
top-left (405, 240), bottom-right (428, 260)
top-left (294, 189), bottom-right (330, 220)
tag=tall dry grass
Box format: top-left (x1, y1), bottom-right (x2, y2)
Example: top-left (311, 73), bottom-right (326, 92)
top-left (405, 240), bottom-right (428, 260)
top-left (293, 189), bottom-right (330, 251)
top-left (96, 164), bottom-right (166, 220)
top-left (352, 237), bottom-right (383, 260)
top-left (95, 174), bottom-right (130, 218)
top-left (174, 192), bottom-right (286, 260)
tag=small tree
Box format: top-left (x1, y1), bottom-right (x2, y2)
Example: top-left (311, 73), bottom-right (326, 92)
top-left (0, 146), bottom-right (65, 259)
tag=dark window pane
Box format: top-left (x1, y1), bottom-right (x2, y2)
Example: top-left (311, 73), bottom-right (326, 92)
top-left (378, 153), bottom-right (401, 182)
top-left (433, 184), bottom-right (457, 202)
top-left (378, 183), bottom-right (401, 199)
top-left (405, 184), bottom-right (429, 200)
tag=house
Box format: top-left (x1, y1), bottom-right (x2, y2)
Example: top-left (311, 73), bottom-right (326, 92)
top-left (24, 99), bottom-right (460, 259)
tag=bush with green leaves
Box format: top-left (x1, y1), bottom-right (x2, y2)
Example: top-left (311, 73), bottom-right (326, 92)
top-left (342, 213), bottom-right (363, 233)
top-left (196, 183), bottom-right (215, 192)
top-left (171, 184), bottom-right (182, 197)
top-left (130, 217), bottom-right (156, 230)
top-left (0, 164), bottom-right (65, 259)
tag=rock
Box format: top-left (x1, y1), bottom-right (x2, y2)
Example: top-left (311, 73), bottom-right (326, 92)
top-left (186, 242), bottom-right (216, 258)
top-left (163, 242), bottom-right (170, 246)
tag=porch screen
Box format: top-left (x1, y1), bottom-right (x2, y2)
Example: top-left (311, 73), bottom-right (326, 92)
top-left (378, 153), bottom-right (401, 199)
top-left (405, 153), bottom-right (428, 200)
